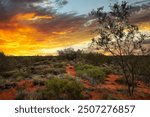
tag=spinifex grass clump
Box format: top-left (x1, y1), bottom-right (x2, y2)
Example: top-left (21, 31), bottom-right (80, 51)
top-left (44, 77), bottom-right (84, 100)
top-left (76, 64), bottom-right (106, 85)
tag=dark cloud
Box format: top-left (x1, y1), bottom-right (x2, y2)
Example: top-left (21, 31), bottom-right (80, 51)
top-left (0, 0), bottom-right (149, 37)
top-left (0, 0), bottom-right (68, 22)
top-left (0, 0), bottom-right (88, 36)
top-left (134, 0), bottom-right (150, 5)
top-left (143, 39), bottom-right (150, 44)
top-left (130, 2), bottom-right (150, 23)
top-left (11, 0), bottom-right (43, 2)
top-left (32, 13), bottom-right (87, 33)
top-left (0, 0), bottom-right (45, 21)
top-left (55, 0), bottom-right (68, 7)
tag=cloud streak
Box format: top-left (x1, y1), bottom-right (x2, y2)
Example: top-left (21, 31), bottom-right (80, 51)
top-left (0, 0), bottom-right (149, 56)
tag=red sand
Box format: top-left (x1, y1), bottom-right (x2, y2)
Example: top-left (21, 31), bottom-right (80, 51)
top-left (66, 65), bottom-right (76, 77)
top-left (0, 66), bottom-right (150, 100)
top-left (89, 74), bottom-right (150, 100)
top-left (0, 88), bottom-right (16, 100)
top-left (0, 80), bottom-right (41, 100)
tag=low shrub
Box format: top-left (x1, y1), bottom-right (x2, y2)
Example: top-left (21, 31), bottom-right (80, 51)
top-left (101, 67), bottom-right (113, 75)
top-left (102, 94), bottom-right (120, 100)
top-left (27, 89), bottom-right (46, 100)
top-left (15, 89), bottom-right (28, 100)
top-left (52, 62), bottom-right (65, 68)
top-left (12, 71), bottom-right (29, 79)
top-left (48, 68), bottom-right (66, 75)
top-left (44, 77), bottom-right (84, 100)
top-left (76, 64), bottom-right (95, 70)
top-left (76, 64), bottom-right (106, 85)
top-left (33, 79), bottom-right (45, 86)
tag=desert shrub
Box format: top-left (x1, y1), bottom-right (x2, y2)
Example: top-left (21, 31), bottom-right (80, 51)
top-left (58, 48), bottom-right (82, 60)
top-left (85, 68), bottom-right (105, 85)
top-left (27, 89), bottom-right (46, 100)
top-left (30, 66), bottom-right (65, 75)
top-left (1, 82), bottom-right (16, 90)
top-left (12, 71), bottom-right (29, 79)
top-left (16, 57), bottom-right (34, 67)
top-left (0, 52), bottom-right (5, 57)
top-left (42, 60), bottom-right (49, 64)
top-left (38, 68), bottom-right (53, 75)
top-left (1, 70), bottom-right (28, 79)
top-left (52, 62), bottom-right (65, 68)
top-left (48, 68), bottom-right (66, 75)
top-left (76, 64), bottom-right (95, 70)
top-left (33, 79), bottom-right (45, 86)
top-left (0, 52), bottom-right (9, 72)
top-left (41, 69), bottom-right (50, 75)
top-left (0, 78), bottom-right (7, 90)
top-left (102, 94), bottom-right (120, 100)
top-left (101, 67), bottom-right (113, 75)
top-left (16, 88), bottom-right (46, 100)
top-left (15, 89), bottom-right (28, 100)
top-left (137, 56), bottom-right (150, 86)
top-left (76, 64), bottom-right (106, 85)
top-left (115, 77), bottom-right (126, 85)
top-left (0, 75), bottom-right (3, 79)
top-left (82, 52), bottom-right (105, 65)
top-left (1, 71), bottom-right (14, 78)
top-left (44, 77), bottom-right (84, 100)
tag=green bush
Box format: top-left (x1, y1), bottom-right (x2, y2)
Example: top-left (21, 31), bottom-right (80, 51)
top-left (48, 68), bottom-right (66, 75)
top-left (44, 77), bottom-right (84, 100)
top-left (52, 62), bottom-right (65, 68)
top-left (0, 78), bottom-right (7, 90)
top-left (76, 64), bottom-right (95, 70)
top-left (15, 89), bottom-right (28, 100)
top-left (101, 67), bottom-right (113, 75)
top-left (137, 56), bottom-right (150, 86)
top-left (87, 68), bottom-right (105, 84)
top-left (82, 52), bottom-right (105, 65)
top-left (0, 52), bottom-right (9, 73)
top-left (76, 64), bottom-right (106, 85)
top-left (58, 48), bottom-right (82, 60)
top-left (33, 79), bottom-right (45, 86)
top-left (27, 89), bottom-right (46, 100)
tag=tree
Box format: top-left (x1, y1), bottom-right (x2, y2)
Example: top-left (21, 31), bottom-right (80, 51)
top-left (0, 52), bottom-right (6, 73)
top-left (57, 48), bottom-right (82, 60)
top-left (90, 1), bottom-right (150, 96)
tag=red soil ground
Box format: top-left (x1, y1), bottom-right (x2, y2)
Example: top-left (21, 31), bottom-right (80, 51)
top-left (66, 64), bottom-right (76, 77)
top-left (0, 80), bottom-right (41, 100)
top-left (89, 74), bottom-right (150, 100)
top-left (0, 65), bottom-right (150, 100)
top-left (0, 88), bottom-right (16, 100)
top-left (66, 65), bottom-right (150, 100)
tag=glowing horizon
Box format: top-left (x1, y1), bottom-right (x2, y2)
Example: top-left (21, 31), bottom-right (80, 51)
top-left (0, 0), bottom-right (149, 56)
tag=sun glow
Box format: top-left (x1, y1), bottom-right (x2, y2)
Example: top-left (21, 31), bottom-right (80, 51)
top-left (12, 13), bottom-right (53, 21)
top-left (0, 11), bottom-right (149, 56)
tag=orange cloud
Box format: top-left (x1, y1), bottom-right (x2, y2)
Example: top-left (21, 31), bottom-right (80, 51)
top-left (138, 22), bottom-right (150, 31)
top-left (13, 13), bottom-right (36, 21)
top-left (12, 13), bottom-right (53, 21)
top-left (52, 31), bottom-right (67, 35)
top-left (0, 12), bottom-right (149, 56)
top-left (0, 20), bottom-right (93, 56)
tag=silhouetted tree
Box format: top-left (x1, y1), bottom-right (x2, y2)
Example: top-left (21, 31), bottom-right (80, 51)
top-left (0, 52), bottom-right (6, 73)
top-left (58, 48), bottom-right (82, 60)
top-left (90, 1), bottom-right (150, 95)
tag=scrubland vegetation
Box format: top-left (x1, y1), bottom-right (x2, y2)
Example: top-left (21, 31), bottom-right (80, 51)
top-left (0, 2), bottom-right (150, 100)
top-left (0, 50), bottom-right (150, 100)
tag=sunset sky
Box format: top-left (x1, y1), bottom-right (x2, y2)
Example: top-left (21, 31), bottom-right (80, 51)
top-left (0, 0), bottom-right (150, 56)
